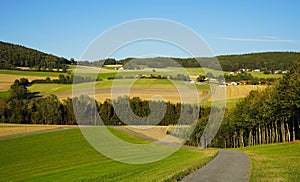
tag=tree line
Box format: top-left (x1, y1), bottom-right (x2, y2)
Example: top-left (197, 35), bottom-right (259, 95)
top-left (0, 80), bottom-right (210, 125)
top-left (115, 52), bottom-right (300, 71)
top-left (107, 73), bottom-right (190, 81)
top-left (31, 74), bottom-right (101, 84)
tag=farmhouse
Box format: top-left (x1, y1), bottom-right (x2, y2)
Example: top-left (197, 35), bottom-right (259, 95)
top-left (226, 81), bottom-right (238, 86)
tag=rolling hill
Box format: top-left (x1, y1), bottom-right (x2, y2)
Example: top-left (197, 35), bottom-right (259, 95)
top-left (0, 41), bottom-right (70, 70)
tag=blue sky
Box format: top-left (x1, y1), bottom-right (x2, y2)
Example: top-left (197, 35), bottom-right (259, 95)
top-left (1, 0), bottom-right (300, 60)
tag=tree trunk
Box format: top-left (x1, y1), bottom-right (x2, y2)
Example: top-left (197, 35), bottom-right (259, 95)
top-left (239, 131), bottom-right (244, 147)
top-left (256, 129), bottom-right (259, 145)
top-left (262, 126), bottom-right (266, 144)
top-left (271, 123), bottom-right (275, 143)
top-left (233, 132), bottom-right (236, 148)
top-left (253, 132), bottom-right (255, 146)
top-left (281, 120), bottom-right (286, 143)
top-left (266, 126), bottom-right (269, 144)
top-left (275, 122), bottom-right (279, 143)
top-left (286, 122), bottom-right (291, 142)
top-left (248, 130), bottom-right (253, 146)
top-left (292, 118), bottom-right (295, 142)
top-left (258, 125), bottom-right (262, 145)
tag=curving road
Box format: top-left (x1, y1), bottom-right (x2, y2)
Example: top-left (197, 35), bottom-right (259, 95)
top-left (113, 127), bottom-right (250, 181)
top-left (181, 150), bottom-right (250, 182)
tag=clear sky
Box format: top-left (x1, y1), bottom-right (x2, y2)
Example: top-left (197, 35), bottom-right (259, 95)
top-left (1, 0), bottom-right (300, 60)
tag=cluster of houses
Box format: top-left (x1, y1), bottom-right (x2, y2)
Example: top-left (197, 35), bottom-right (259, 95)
top-left (220, 80), bottom-right (252, 86)
top-left (230, 68), bottom-right (288, 75)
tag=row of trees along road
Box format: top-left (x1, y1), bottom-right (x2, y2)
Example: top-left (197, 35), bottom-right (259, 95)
top-left (211, 59), bottom-right (300, 148)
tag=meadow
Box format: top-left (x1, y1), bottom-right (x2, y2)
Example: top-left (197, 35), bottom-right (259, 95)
top-left (250, 71), bottom-right (283, 79)
top-left (239, 141), bottom-right (300, 182)
top-left (0, 128), bottom-right (217, 181)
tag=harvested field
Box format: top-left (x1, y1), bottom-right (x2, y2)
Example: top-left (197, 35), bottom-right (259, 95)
top-left (0, 74), bottom-right (56, 91)
top-left (211, 85), bottom-right (267, 101)
top-left (58, 87), bottom-right (210, 104)
top-left (0, 123), bottom-right (77, 137)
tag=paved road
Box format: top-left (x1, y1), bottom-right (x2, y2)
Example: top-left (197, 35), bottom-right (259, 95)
top-left (181, 150), bottom-right (250, 182)
top-left (111, 127), bottom-right (250, 181)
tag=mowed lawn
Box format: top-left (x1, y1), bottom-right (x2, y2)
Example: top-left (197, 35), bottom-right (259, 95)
top-left (0, 128), bottom-right (217, 181)
top-left (239, 141), bottom-right (300, 182)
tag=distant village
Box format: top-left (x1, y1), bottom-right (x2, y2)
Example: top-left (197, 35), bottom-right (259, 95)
top-left (219, 68), bottom-right (288, 86)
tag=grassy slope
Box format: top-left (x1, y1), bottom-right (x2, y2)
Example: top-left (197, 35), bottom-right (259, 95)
top-left (0, 128), bottom-right (217, 181)
top-left (239, 141), bottom-right (300, 182)
top-left (204, 98), bottom-right (243, 110)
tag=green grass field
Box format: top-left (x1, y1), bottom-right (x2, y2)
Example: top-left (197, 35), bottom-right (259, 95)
top-left (239, 141), bottom-right (300, 182)
top-left (250, 71), bottom-right (282, 79)
top-left (224, 98), bottom-right (243, 110)
top-left (0, 90), bottom-right (10, 99)
top-left (204, 98), bottom-right (242, 110)
top-left (28, 79), bottom-right (210, 95)
top-left (0, 128), bottom-right (217, 181)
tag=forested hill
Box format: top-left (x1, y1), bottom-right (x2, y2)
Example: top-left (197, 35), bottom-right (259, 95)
top-left (0, 41), bottom-right (70, 71)
top-left (117, 52), bottom-right (300, 71)
top-left (217, 52), bottom-right (300, 71)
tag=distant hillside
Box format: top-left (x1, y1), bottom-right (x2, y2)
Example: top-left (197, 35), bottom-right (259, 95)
top-left (117, 52), bottom-right (300, 71)
top-left (217, 52), bottom-right (300, 71)
top-left (0, 41), bottom-right (70, 71)
top-left (2, 41), bottom-right (299, 72)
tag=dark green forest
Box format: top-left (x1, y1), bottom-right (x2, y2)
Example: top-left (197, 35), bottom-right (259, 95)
top-left (0, 41), bottom-right (70, 71)
top-left (217, 52), bottom-right (300, 71)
